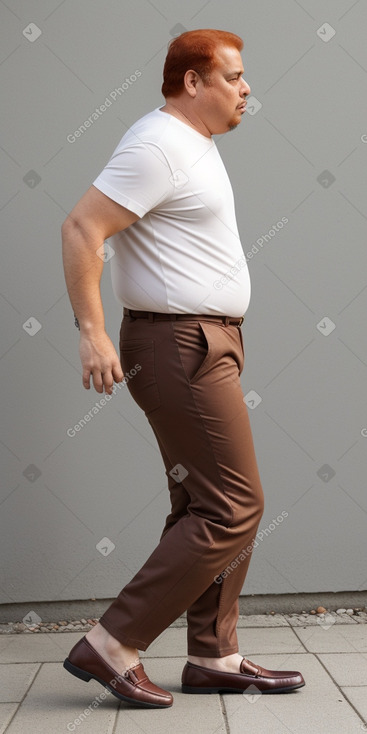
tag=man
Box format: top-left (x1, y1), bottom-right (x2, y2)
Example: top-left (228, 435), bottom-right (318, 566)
top-left (62, 29), bottom-right (305, 708)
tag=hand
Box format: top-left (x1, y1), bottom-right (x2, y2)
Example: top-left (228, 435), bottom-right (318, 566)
top-left (79, 331), bottom-right (123, 394)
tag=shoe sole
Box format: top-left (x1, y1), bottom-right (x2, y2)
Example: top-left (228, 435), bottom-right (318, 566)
top-left (63, 658), bottom-right (173, 708)
top-left (182, 682), bottom-right (305, 694)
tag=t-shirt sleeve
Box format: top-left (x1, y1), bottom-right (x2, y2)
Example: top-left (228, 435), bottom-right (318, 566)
top-left (92, 142), bottom-right (173, 218)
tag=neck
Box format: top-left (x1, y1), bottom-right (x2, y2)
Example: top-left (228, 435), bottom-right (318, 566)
top-left (160, 100), bottom-right (211, 138)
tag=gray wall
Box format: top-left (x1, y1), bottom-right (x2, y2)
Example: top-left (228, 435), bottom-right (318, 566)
top-left (1, 0), bottom-right (366, 608)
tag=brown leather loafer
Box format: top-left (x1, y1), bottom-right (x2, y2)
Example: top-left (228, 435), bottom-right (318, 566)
top-left (182, 657), bottom-right (305, 694)
top-left (63, 636), bottom-right (173, 708)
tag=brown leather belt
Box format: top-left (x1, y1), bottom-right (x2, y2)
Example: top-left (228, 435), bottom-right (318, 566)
top-left (123, 308), bottom-right (244, 327)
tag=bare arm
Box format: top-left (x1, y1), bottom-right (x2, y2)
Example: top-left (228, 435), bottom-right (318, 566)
top-left (61, 185), bottom-right (139, 394)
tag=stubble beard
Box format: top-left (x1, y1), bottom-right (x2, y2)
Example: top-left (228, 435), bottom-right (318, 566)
top-left (228, 112), bottom-right (242, 132)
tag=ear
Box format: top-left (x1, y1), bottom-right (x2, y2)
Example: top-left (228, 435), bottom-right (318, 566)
top-left (183, 69), bottom-right (200, 98)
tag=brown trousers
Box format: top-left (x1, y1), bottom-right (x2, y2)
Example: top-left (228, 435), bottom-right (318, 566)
top-left (99, 312), bottom-right (264, 657)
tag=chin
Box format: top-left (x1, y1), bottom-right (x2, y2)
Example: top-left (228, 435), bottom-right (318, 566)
top-left (211, 119), bottom-right (239, 134)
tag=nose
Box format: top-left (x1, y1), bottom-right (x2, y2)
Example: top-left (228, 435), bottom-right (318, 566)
top-left (240, 77), bottom-right (251, 97)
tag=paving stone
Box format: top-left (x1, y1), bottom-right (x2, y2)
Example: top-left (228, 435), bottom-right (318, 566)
top-left (0, 664), bottom-right (40, 703)
top-left (1, 619), bottom-right (367, 734)
top-left (1, 613), bottom-right (365, 636)
top-left (0, 626), bottom-right (14, 636)
top-left (341, 686), bottom-right (367, 723)
top-left (141, 624), bottom-right (307, 659)
top-left (168, 616), bottom-right (187, 627)
top-left (140, 628), bottom-right (187, 659)
top-left (236, 614), bottom-right (289, 627)
top-left (3, 663), bottom-right (118, 734)
top-left (0, 704), bottom-right (19, 733)
top-left (284, 612), bottom-right (357, 626)
top-left (237, 626), bottom-right (307, 655)
top-left (293, 623), bottom-right (367, 653)
top-left (222, 654), bottom-right (363, 734)
top-left (318, 653), bottom-right (367, 687)
top-left (114, 658), bottom-right (226, 733)
top-left (0, 632), bottom-right (84, 664)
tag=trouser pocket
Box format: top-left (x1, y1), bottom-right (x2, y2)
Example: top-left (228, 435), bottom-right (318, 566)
top-left (173, 321), bottom-right (219, 385)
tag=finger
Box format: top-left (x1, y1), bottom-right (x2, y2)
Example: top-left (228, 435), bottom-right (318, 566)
top-left (112, 361), bottom-right (124, 383)
top-left (102, 370), bottom-right (114, 395)
top-left (82, 368), bottom-right (91, 390)
top-left (92, 369), bottom-right (104, 393)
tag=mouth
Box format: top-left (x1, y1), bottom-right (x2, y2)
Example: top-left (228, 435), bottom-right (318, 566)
top-left (237, 102), bottom-right (247, 112)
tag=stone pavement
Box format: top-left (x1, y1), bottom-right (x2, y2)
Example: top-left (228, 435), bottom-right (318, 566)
top-left (0, 614), bottom-right (366, 733)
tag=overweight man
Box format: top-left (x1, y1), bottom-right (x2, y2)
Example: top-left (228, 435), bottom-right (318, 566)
top-left (62, 29), bottom-right (305, 708)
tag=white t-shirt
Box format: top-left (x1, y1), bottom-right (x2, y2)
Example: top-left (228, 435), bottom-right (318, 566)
top-left (92, 107), bottom-right (251, 316)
